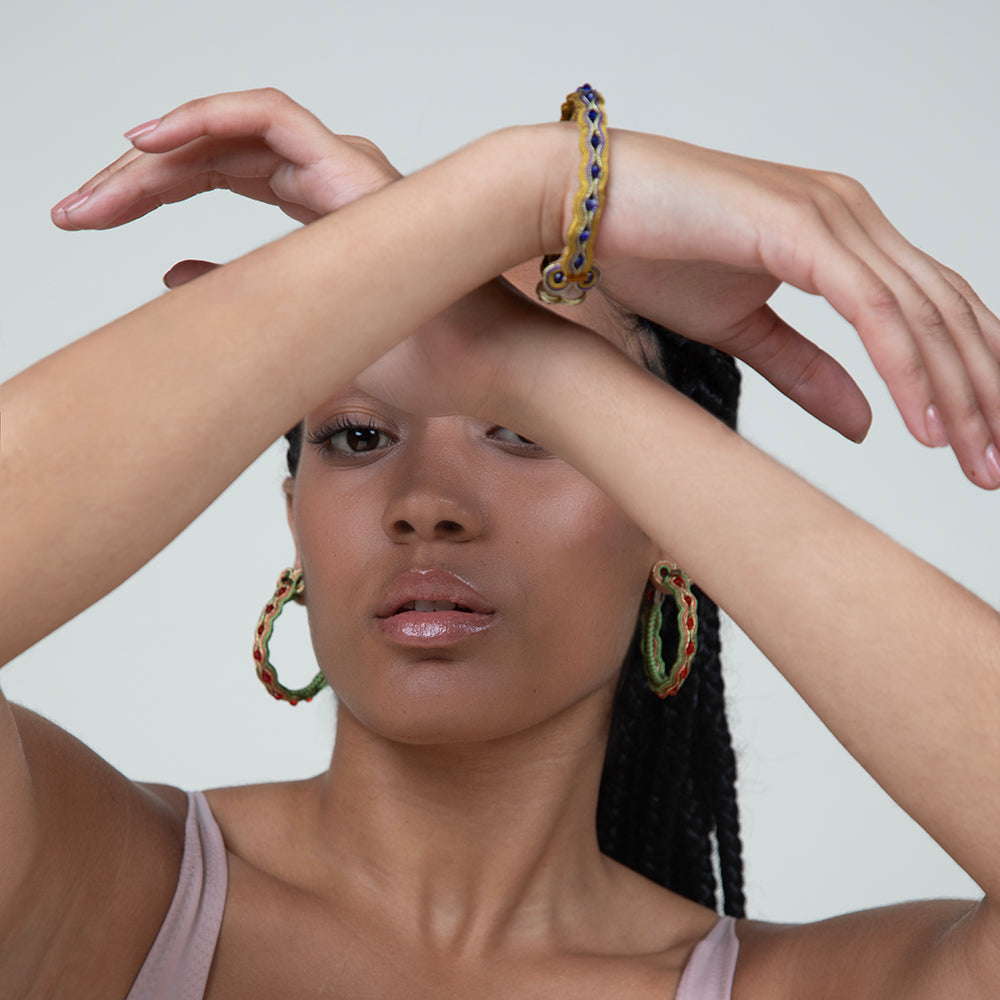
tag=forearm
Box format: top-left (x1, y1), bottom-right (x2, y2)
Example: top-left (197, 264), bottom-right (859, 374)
top-left (0, 125), bottom-right (569, 668)
top-left (515, 332), bottom-right (1000, 898)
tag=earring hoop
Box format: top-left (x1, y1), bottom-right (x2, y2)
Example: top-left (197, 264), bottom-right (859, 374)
top-left (252, 568), bottom-right (327, 705)
top-left (640, 561), bottom-right (698, 698)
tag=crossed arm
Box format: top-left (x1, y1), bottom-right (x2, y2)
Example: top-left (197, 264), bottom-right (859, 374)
top-left (3, 89), bottom-right (999, 997)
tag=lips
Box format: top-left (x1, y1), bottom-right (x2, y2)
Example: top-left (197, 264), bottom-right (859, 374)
top-left (374, 569), bottom-right (496, 648)
top-left (375, 568), bottom-right (495, 619)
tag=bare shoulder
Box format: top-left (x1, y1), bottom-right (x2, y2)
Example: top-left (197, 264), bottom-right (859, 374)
top-left (0, 703), bottom-right (188, 999)
top-left (734, 898), bottom-right (1000, 1000)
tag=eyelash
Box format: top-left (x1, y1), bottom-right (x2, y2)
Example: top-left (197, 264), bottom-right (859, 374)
top-left (306, 415), bottom-right (395, 458)
top-left (305, 417), bottom-right (547, 461)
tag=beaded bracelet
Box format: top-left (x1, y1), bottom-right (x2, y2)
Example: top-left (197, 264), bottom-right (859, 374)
top-left (537, 84), bottom-right (609, 306)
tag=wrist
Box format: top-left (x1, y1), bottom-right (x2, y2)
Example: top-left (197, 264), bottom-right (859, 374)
top-left (465, 123), bottom-right (580, 264)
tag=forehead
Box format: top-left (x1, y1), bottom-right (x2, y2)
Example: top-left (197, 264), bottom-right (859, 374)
top-left (303, 260), bottom-right (648, 432)
top-left (503, 259), bottom-right (642, 361)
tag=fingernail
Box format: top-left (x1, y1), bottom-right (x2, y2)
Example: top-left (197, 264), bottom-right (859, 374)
top-left (924, 404), bottom-right (948, 447)
top-left (124, 117), bottom-right (161, 140)
top-left (986, 443), bottom-right (1000, 486)
top-left (51, 189), bottom-right (92, 214)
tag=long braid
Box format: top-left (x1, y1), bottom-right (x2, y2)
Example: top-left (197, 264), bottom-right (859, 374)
top-left (596, 319), bottom-right (746, 916)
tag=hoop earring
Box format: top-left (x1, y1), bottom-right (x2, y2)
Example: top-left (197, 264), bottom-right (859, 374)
top-left (252, 569), bottom-right (327, 705)
top-left (640, 561), bottom-right (698, 698)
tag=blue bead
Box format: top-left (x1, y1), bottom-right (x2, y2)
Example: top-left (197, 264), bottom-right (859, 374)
top-left (591, 164), bottom-right (601, 178)
top-left (590, 134), bottom-right (602, 149)
top-left (580, 229), bottom-right (590, 242)
top-left (585, 197), bottom-right (598, 211)
top-left (574, 255), bottom-right (585, 268)
top-left (588, 109), bottom-right (598, 122)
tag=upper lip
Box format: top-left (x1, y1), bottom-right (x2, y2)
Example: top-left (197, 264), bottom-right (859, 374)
top-left (375, 568), bottom-right (495, 618)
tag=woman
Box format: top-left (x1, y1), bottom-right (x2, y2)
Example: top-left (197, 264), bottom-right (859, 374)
top-left (1, 88), bottom-right (998, 998)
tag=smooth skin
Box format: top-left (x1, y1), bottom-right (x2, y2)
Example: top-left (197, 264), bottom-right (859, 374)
top-left (1, 89), bottom-right (998, 998)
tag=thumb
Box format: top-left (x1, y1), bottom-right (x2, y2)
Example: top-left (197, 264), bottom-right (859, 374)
top-left (725, 305), bottom-right (873, 443)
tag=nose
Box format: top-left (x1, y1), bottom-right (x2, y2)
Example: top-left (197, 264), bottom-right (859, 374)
top-left (380, 424), bottom-right (485, 544)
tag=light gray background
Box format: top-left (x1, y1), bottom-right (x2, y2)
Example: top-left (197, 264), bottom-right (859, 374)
top-left (1, 0), bottom-right (996, 923)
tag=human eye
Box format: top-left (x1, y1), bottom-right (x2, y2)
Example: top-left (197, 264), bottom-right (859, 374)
top-left (487, 425), bottom-right (549, 456)
top-left (306, 415), bottom-right (396, 460)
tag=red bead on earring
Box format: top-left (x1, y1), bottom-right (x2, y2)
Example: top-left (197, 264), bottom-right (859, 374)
top-left (639, 561), bottom-right (698, 698)
top-left (252, 569), bottom-right (327, 705)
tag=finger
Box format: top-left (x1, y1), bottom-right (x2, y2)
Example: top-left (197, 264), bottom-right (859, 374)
top-left (755, 196), bottom-right (998, 486)
top-left (51, 147), bottom-right (144, 227)
top-left (163, 259), bottom-right (220, 289)
top-left (716, 305), bottom-right (873, 443)
top-left (892, 254), bottom-right (1000, 487)
top-left (52, 137), bottom-right (289, 230)
top-left (933, 259), bottom-right (1000, 360)
top-left (125, 88), bottom-right (369, 175)
top-left (63, 146), bottom-right (143, 199)
top-left (923, 255), bottom-right (1000, 435)
top-left (808, 183), bottom-right (1000, 486)
top-left (123, 90), bottom-right (401, 212)
top-left (53, 97), bottom-right (397, 231)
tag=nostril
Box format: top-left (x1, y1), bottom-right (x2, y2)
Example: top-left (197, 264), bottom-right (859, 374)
top-left (393, 520), bottom-right (416, 534)
top-left (438, 520), bottom-right (462, 534)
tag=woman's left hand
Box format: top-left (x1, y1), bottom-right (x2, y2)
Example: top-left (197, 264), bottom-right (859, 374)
top-left (582, 131), bottom-right (1000, 483)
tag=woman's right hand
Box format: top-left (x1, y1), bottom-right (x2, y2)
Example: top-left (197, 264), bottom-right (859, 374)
top-left (49, 95), bottom-right (1000, 488)
top-left (50, 88), bottom-right (400, 232)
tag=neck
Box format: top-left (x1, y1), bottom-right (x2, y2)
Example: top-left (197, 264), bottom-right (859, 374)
top-left (305, 691), bottom-right (619, 954)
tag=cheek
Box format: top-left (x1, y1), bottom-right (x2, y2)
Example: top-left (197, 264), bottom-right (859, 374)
top-left (519, 487), bottom-right (656, 679)
top-left (291, 472), bottom-right (381, 637)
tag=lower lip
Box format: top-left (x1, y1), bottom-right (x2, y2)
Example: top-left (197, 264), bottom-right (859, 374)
top-left (374, 611), bottom-right (495, 647)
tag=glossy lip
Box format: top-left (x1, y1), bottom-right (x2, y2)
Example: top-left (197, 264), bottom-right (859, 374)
top-left (373, 568), bottom-right (496, 648)
top-left (374, 568), bottom-right (495, 619)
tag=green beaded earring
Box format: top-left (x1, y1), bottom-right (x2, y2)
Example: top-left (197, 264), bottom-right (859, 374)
top-left (640, 561), bottom-right (698, 698)
top-left (252, 568), bottom-right (327, 705)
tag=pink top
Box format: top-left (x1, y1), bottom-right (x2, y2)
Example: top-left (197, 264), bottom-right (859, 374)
top-left (126, 791), bottom-right (738, 999)
top-left (676, 915), bottom-right (739, 999)
top-left (126, 792), bottom-right (228, 1000)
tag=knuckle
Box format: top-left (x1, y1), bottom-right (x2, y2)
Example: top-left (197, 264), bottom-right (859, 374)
top-left (254, 86), bottom-right (292, 104)
top-left (862, 280), bottom-right (901, 322)
top-left (913, 294), bottom-right (949, 339)
top-left (781, 191), bottom-right (826, 226)
top-left (940, 265), bottom-right (982, 304)
top-left (948, 387), bottom-right (982, 428)
top-left (814, 170), bottom-right (869, 203)
top-left (713, 309), bottom-right (781, 356)
top-left (786, 348), bottom-right (828, 397)
top-left (889, 349), bottom-right (927, 388)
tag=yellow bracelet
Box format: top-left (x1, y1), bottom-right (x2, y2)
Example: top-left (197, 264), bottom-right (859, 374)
top-left (537, 84), bottom-right (609, 305)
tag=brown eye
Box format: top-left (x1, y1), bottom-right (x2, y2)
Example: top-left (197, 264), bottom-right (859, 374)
top-left (343, 427), bottom-right (382, 452)
top-left (306, 418), bottom-right (395, 458)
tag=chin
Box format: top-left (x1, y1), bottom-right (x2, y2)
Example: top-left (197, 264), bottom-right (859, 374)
top-left (335, 660), bottom-right (617, 748)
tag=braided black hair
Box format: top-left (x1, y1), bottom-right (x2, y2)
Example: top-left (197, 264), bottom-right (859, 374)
top-left (596, 319), bottom-right (745, 917)
top-left (283, 317), bottom-right (746, 917)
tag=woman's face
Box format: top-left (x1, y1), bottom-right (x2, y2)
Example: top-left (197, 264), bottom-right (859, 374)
top-left (286, 267), bottom-right (661, 744)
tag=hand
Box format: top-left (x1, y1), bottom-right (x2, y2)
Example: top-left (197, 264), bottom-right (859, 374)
top-left (50, 88), bottom-right (400, 230)
top-left (589, 131), bottom-right (1000, 486)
